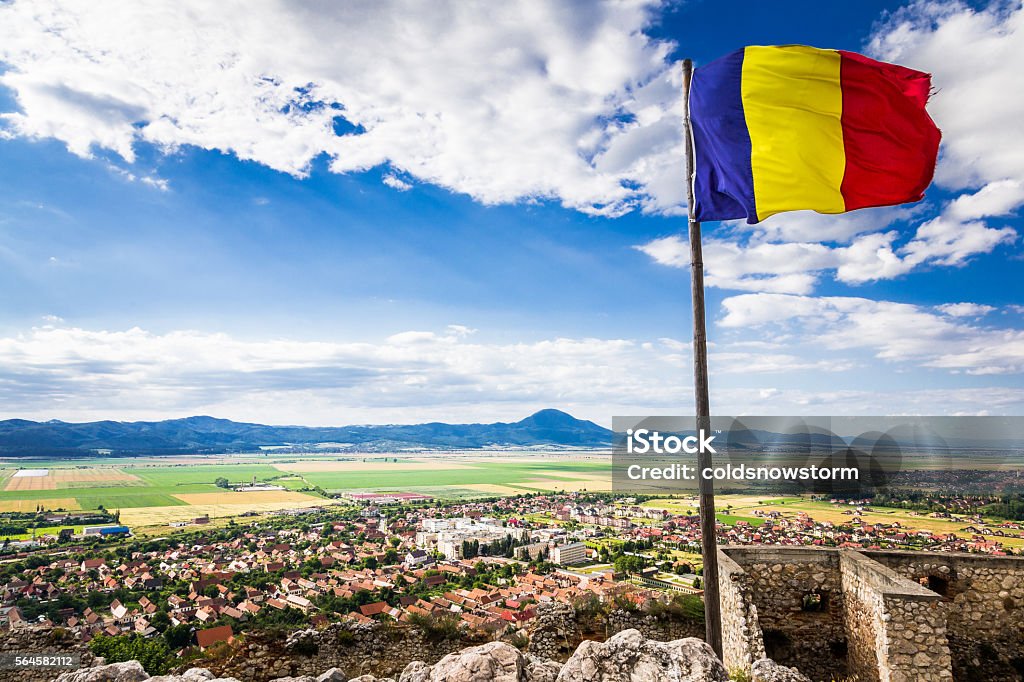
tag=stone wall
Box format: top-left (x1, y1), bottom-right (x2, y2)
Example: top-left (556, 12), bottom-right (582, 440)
top-left (718, 547), bottom-right (847, 681)
top-left (718, 549), bottom-right (764, 674)
top-left (0, 625), bottom-right (93, 682)
top-left (604, 609), bottom-right (703, 642)
top-left (718, 546), bottom-right (1023, 682)
top-left (526, 601), bottom-right (703, 663)
top-left (202, 605), bottom-right (704, 681)
top-left (203, 622), bottom-right (484, 681)
top-left (870, 550), bottom-right (1024, 681)
top-left (526, 601), bottom-right (579, 661)
top-left (839, 550), bottom-right (951, 682)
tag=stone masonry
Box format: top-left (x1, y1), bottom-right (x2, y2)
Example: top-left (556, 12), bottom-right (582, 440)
top-left (718, 546), bottom-right (1024, 682)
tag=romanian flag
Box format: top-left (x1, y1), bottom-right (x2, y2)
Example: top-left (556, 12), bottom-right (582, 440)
top-left (690, 45), bottom-right (941, 224)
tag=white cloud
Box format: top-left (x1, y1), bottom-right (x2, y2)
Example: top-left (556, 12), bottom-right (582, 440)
top-left (712, 385), bottom-right (1024, 416)
top-left (868, 1), bottom-right (1024, 191)
top-left (720, 292), bottom-right (1024, 374)
top-left (0, 0), bottom-right (686, 216)
top-left (935, 302), bottom-right (995, 317)
top-left (711, 352), bottom-right (855, 374)
top-left (0, 324), bottom-right (690, 424)
top-left (382, 174), bottom-right (412, 192)
top-left (635, 180), bottom-right (1018, 292)
top-left (1, 322), bottom-right (1020, 423)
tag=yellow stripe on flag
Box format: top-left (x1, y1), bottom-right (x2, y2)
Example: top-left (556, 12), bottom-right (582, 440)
top-left (741, 45), bottom-right (846, 222)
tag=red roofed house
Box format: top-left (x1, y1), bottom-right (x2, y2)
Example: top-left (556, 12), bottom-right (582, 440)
top-left (196, 625), bottom-right (234, 651)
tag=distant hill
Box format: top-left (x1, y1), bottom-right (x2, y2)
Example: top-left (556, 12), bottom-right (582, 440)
top-left (0, 409), bottom-right (612, 457)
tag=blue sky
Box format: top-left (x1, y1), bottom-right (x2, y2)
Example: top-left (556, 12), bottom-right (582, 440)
top-left (0, 0), bottom-right (1021, 425)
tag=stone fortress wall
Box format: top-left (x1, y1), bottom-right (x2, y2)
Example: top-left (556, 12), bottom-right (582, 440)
top-left (718, 546), bottom-right (1024, 682)
top-left (1, 547), bottom-right (1022, 682)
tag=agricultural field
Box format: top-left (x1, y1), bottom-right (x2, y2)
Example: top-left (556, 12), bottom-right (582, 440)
top-left (273, 458), bottom-right (612, 495)
top-left (642, 494), bottom-right (1024, 549)
top-left (0, 453), bottom-right (615, 535)
top-left (0, 462), bottom-right (324, 514)
top-left (2, 467), bottom-right (142, 491)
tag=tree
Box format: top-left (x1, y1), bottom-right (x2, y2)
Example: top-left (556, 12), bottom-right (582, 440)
top-left (89, 635), bottom-right (174, 675)
top-left (215, 477), bottom-right (231, 489)
top-left (149, 611), bottom-right (171, 632)
top-left (163, 623), bottom-right (193, 649)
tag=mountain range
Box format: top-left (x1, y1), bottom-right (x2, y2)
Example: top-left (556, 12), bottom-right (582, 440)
top-left (0, 409), bottom-right (612, 457)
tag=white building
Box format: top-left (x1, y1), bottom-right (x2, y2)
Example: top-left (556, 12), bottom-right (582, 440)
top-left (550, 542), bottom-right (587, 566)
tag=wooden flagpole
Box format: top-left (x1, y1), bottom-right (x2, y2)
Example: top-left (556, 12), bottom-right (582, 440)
top-left (681, 57), bottom-right (723, 658)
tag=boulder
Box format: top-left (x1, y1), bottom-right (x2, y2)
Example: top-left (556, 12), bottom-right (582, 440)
top-left (555, 629), bottom-right (729, 682)
top-left (182, 670), bottom-right (216, 682)
top-left (270, 677), bottom-right (315, 682)
top-left (55, 661), bottom-right (150, 682)
top-left (398, 661), bottom-right (431, 682)
top-left (346, 676), bottom-right (393, 682)
top-left (316, 669), bottom-right (349, 682)
top-left (751, 659), bottom-right (813, 682)
top-left (150, 675), bottom-right (239, 682)
top-left (427, 641), bottom-right (526, 682)
top-left (524, 654), bottom-right (562, 682)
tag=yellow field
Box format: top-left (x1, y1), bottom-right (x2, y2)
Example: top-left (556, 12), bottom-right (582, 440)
top-left (0, 498), bottom-right (81, 512)
top-left (173, 490), bottom-right (320, 505)
top-left (644, 495), bottom-right (1024, 549)
top-left (461, 483), bottom-right (540, 495)
top-left (521, 476), bottom-right (613, 492)
top-left (275, 459), bottom-right (476, 473)
top-left (121, 497), bottom-right (342, 527)
top-left (4, 468), bottom-right (141, 491)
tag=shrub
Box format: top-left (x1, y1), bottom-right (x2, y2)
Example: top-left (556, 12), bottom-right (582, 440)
top-left (89, 634), bottom-right (174, 676)
top-left (507, 631), bottom-right (529, 650)
top-left (407, 611), bottom-right (463, 642)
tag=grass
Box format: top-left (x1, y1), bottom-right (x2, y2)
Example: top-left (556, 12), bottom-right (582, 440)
top-left (0, 464), bottom-right (294, 510)
top-left (285, 460), bottom-right (609, 492)
top-left (1, 525), bottom-right (87, 541)
top-left (0, 458), bottom-right (610, 515)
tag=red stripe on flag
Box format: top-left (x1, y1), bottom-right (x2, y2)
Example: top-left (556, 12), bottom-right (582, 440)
top-left (838, 50), bottom-right (941, 212)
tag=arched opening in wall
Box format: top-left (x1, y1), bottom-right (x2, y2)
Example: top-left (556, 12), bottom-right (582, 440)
top-left (801, 590), bottom-right (829, 612)
top-left (762, 629), bottom-right (792, 662)
top-left (924, 575), bottom-right (949, 597)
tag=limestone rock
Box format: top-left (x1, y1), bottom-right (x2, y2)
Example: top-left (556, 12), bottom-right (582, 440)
top-left (182, 670), bottom-right (216, 682)
top-left (751, 658), bottom-right (812, 682)
top-left (524, 654), bottom-right (562, 682)
top-left (555, 629), bottom-right (728, 682)
top-left (270, 677), bottom-right (315, 682)
top-left (397, 661), bottom-right (431, 682)
top-left (316, 669), bottom-right (349, 682)
top-left (55, 661), bottom-right (150, 682)
top-left (428, 641), bottom-right (526, 682)
top-left (347, 676), bottom-right (393, 682)
top-left (285, 629), bottom-right (320, 655)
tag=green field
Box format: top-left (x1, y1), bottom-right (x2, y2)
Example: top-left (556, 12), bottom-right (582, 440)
top-left (0, 456), bottom-right (614, 523)
top-left (0, 463), bottom-right (293, 510)
top-left (286, 460), bottom-right (610, 491)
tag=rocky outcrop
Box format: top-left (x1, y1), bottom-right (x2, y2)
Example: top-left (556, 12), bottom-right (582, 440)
top-left (57, 629), bottom-right (806, 682)
top-left (750, 658), bottom-right (812, 682)
top-left (150, 671), bottom-right (220, 682)
top-left (54, 661), bottom-right (151, 682)
top-left (395, 641), bottom-right (552, 682)
top-left (554, 629), bottom-right (728, 682)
